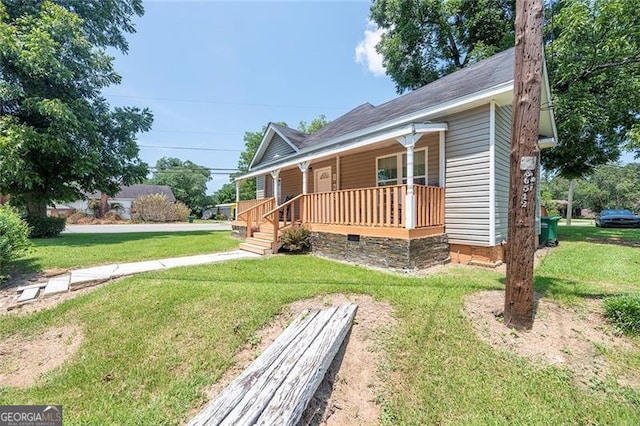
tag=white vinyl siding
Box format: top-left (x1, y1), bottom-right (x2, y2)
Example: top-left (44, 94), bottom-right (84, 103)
top-left (494, 104), bottom-right (512, 243)
top-left (253, 133), bottom-right (296, 168)
top-left (444, 106), bottom-right (492, 245)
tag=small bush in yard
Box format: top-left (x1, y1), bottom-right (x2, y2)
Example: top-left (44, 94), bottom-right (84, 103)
top-left (131, 194), bottom-right (190, 222)
top-left (174, 202), bottom-right (191, 222)
top-left (25, 215), bottom-right (66, 238)
top-left (0, 205), bottom-right (31, 278)
top-left (280, 225), bottom-right (311, 253)
top-left (604, 295), bottom-right (640, 335)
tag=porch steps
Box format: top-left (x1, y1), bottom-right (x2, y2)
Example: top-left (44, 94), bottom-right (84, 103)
top-left (239, 228), bottom-right (277, 256)
top-left (239, 242), bottom-right (272, 256)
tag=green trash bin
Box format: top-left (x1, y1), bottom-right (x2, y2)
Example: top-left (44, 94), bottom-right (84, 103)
top-left (540, 217), bottom-right (550, 246)
top-left (188, 215), bottom-right (195, 223)
top-left (540, 216), bottom-right (561, 247)
top-left (547, 216), bottom-right (561, 246)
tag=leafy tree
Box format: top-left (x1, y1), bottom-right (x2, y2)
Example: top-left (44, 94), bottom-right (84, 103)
top-left (370, 0), bottom-right (515, 93)
top-left (0, 1), bottom-right (151, 217)
top-left (215, 115), bottom-right (330, 203)
top-left (541, 163), bottom-right (640, 213)
top-left (542, 0), bottom-right (640, 178)
top-left (147, 157), bottom-right (212, 216)
top-left (298, 114), bottom-right (328, 134)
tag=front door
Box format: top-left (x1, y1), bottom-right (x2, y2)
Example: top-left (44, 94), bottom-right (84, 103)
top-left (314, 166), bottom-right (332, 193)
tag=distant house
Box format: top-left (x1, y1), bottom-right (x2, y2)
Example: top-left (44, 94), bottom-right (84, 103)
top-left (232, 48), bottom-right (558, 269)
top-left (67, 184), bottom-right (176, 219)
top-left (47, 203), bottom-right (76, 218)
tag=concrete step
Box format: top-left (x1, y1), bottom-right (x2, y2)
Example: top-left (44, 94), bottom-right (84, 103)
top-left (239, 243), bottom-right (272, 256)
top-left (43, 275), bottom-right (70, 297)
top-left (17, 287), bottom-right (40, 303)
top-left (246, 237), bottom-right (273, 249)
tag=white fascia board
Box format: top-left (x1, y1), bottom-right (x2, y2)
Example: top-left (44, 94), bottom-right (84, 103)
top-left (241, 81), bottom-right (512, 179)
top-left (237, 122), bottom-right (448, 180)
top-left (248, 127), bottom-right (275, 170)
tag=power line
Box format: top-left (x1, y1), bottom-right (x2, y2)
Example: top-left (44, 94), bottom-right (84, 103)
top-left (148, 167), bottom-right (238, 172)
top-left (104, 93), bottom-right (348, 110)
top-left (139, 144), bottom-right (242, 152)
top-left (151, 129), bottom-right (243, 136)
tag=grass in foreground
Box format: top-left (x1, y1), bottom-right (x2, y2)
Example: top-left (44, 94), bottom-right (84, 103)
top-left (1, 226), bottom-right (639, 424)
top-left (0, 235), bottom-right (640, 425)
top-left (16, 231), bottom-right (238, 272)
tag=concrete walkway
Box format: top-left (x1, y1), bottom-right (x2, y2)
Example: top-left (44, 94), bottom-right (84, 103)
top-left (16, 250), bottom-right (259, 303)
top-left (64, 222), bottom-right (232, 233)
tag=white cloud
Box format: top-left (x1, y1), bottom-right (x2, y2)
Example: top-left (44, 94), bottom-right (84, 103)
top-left (355, 22), bottom-right (386, 77)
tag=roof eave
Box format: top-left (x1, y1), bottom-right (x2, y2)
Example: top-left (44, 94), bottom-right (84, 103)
top-left (238, 81), bottom-right (514, 181)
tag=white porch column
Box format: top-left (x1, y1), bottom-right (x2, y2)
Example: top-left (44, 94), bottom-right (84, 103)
top-left (439, 131), bottom-right (446, 187)
top-left (271, 169), bottom-right (280, 206)
top-left (298, 161), bottom-right (310, 194)
top-left (234, 179), bottom-right (241, 220)
top-left (396, 132), bottom-right (420, 230)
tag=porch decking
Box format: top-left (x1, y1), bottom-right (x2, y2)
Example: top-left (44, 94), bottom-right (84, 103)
top-left (233, 184), bottom-right (445, 254)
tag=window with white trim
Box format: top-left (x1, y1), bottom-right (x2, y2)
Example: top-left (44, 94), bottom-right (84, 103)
top-left (376, 149), bottom-right (427, 186)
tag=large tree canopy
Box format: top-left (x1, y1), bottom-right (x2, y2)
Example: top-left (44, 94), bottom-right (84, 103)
top-left (0, 1), bottom-right (151, 217)
top-left (148, 157), bottom-right (212, 216)
top-left (369, 0), bottom-right (639, 178)
top-left (370, 0), bottom-right (515, 93)
top-left (541, 0), bottom-right (640, 178)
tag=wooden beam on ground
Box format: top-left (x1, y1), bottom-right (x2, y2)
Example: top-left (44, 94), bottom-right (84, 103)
top-left (188, 303), bottom-right (357, 426)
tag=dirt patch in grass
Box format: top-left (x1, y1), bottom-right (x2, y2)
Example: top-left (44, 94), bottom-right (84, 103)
top-left (465, 290), bottom-right (638, 389)
top-left (0, 325), bottom-right (83, 387)
top-left (196, 293), bottom-right (396, 426)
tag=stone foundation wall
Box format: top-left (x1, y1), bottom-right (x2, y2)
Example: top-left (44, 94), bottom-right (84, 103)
top-left (232, 224), bottom-right (247, 239)
top-left (311, 232), bottom-right (450, 270)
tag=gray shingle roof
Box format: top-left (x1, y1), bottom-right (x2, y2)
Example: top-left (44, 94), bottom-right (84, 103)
top-left (257, 48), bottom-right (515, 157)
top-left (116, 185), bottom-right (176, 201)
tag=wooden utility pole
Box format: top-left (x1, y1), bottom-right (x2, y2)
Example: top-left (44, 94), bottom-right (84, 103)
top-left (504, 0), bottom-right (545, 330)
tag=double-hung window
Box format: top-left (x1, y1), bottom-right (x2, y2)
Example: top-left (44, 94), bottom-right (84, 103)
top-left (376, 148), bottom-right (427, 186)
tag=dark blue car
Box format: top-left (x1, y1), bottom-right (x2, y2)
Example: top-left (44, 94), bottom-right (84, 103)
top-left (595, 209), bottom-right (640, 228)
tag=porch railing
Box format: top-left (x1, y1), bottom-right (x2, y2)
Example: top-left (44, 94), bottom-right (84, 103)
top-left (235, 185), bottom-right (444, 240)
top-left (304, 185), bottom-right (408, 228)
top-left (263, 194), bottom-right (305, 252)
top-left (236, 199), bottom-right (265, 217)
top-left (236, 197), bottom-right (275, 238)
top-left (414, 185), bottom-right (445, 227)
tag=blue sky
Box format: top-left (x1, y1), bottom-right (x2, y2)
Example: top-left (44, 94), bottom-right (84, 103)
top-left (104, 0), bottom-right (394, 193)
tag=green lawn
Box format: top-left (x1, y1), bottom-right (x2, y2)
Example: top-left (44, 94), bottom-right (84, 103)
top-left (1, 227), bottom-right (638, 424)
top-left (17, 231), bottom-right (239, 272)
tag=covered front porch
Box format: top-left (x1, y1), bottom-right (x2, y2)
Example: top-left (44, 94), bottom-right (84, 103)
top-left (234, 183), bottom-right (445, 242)
top-left (232, 183), bottom-right (447, 270)
top-left (234, 122), bottom-right (447, 242)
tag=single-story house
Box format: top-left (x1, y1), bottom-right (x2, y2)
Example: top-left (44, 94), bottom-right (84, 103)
top-left (68, 184), bottom-right (176, 220)
top-left (232, 48), bottom-right (558, 269)
top-left (46, 203), bottom-right (76, 218)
